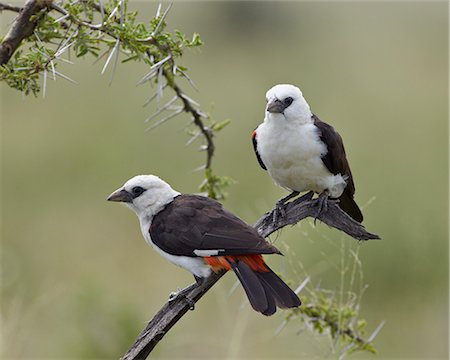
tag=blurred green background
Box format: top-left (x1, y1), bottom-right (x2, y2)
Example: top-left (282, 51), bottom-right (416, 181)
top-left (1, 1), bottom-right (448, 359)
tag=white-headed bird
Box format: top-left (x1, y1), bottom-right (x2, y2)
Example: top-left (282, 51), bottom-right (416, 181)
top-left (108, 175), bottom-right (301, 316)
top-left (252, 84), bottom-right (363, 222)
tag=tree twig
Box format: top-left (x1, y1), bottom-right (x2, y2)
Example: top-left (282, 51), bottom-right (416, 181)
top-left (0, 0), bottom-right (49, 65)
top-left (121, 197), bottom-right (380, 360)
top-left (0, 2), bottom-right (22, 12)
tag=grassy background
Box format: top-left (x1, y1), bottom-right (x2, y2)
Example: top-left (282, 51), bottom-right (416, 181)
top-left (1, 1), bottom-right (448, 359)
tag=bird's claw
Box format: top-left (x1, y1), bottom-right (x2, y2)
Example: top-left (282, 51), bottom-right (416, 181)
top-left (272, 201), bottom-right (286, 223)
top-left (314, 193), bottom-right (329, 225)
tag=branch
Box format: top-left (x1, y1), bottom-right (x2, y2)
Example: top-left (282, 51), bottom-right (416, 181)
top-left (0, 2), bottom-right (22, 12)
top-left (255, 195), bottom-right (380, 241)
top-left (121, 197), bottom-right (380, 360)
top-left (0, 0), bottom-right (49, 65)
top-left (171, 79), bottom-right (215, 170)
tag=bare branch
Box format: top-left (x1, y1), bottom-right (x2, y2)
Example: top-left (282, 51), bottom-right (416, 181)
top-left (121, 197), bottom-right (380, 359)
top-left (0, 2), bottom-right (22, 12)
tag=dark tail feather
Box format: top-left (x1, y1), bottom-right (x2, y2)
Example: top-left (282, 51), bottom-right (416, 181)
top-left (256, 267), bottom-right (301, 309)
top-left (228, 260), bottom-right (271, 315)
top-left (338, 192), bottom-right (363, 223)
top-left (228, 259), bottom-right (300, 316)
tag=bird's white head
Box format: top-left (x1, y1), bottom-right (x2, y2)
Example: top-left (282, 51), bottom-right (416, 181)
top-left (265, 84), bottom-right (312, 124)
top-left (107, 175), bottom-right (180, 219)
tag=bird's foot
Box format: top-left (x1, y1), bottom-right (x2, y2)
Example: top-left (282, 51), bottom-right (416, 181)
top-left (271, 191), bottom-right (300, 223)
top-left (272, 200), bottom-right (286, 223)
top-left (314, 192), bottom-right (329, 225)
top-left (295, 190), bottom-right (314, 204)
top-left (169, 286), bottom-right (196, 310)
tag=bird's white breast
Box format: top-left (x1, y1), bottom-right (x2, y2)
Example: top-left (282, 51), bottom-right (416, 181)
top-left (256, 118), bottom-right (346, 197)
top-left (139, 216), bottom-right (212, 278)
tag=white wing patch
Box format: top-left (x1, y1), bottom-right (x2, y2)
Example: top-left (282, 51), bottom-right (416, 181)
top-left (193, 249), bottom-right (225, 256)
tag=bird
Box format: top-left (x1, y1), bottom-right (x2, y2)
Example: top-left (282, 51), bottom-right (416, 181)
top-left (252, 84), bottom-right (363, 223)
top-left (107, 174), bottom-right (301, 316)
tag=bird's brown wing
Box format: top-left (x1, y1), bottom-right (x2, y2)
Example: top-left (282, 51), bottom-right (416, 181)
top-left (313, 114), bottom-right (355, 195)
top-left (313, 114), bottom-right (363, 222)
top-left (252, 128), bottom-right (267, 170)
top-left (150, 195), bottom-right (280, 257)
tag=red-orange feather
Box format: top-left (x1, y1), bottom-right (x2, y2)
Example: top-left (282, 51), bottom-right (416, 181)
top-left (205, 254), bottom-right (269, 273)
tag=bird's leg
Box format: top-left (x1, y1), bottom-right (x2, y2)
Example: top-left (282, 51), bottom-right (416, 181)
top-left (314, 190), bottom-right (330, 224)
top-left (272, 191), bottom-right (300, 222)
top-left (295, 190), bottom-right (314, 203)
top-left (168, 277), bottom-right (202, 310)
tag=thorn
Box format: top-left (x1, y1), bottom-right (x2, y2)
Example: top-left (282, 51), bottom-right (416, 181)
top-left (56, 57), bottom-right (74, 65)
top-left (54, 14), bottom-right (69, 23)
top-left (275, 320), bottom-right (288, 336)
top-left (155, 2), bottom-right (162, 17)
top-left (192, 164), bottom-right (206, 172)
top-left (101, 40), bottom-right (118, 75)
top-left (42, 68), bottom-right (47, 98)
top-left (145, 108), bottom-right (183, 131)
top-left (136, 68), bottom-right (158, 86)
top-left (109, 39), bottom-right (121, 85)
top-left (136, 55), bottom-right (171, 85)
top-left (185, 131), bottom-right (202, 146)
top-left (177, 68), bottom-right (198, 91)
top-left (107, 1), bottom-right (120, 21)
top-left (156, 66), bottom-right (164, 101)
top-left (180, 93), bottom-right (200, 106)
top-left (227, 280), bottom-right (240, 298)
top-left (143, 84), bottom-right (168, 107)
top-left (144, 96), bottom-right (178, 123)
top-left (294, 276), bottom-right (310, 295)
top-left (152, 2), bottom-right (173, 36)
top-left (99, 0), bottom-right (105, 25)
top-left (54, 70), bottom-right (78, 85)
top-left (55, 36), bottom-right (77, 58)
top-left (119, 0), bottom-right (125, 26)
top-left (49, 60), bottom-right (56, 81)
top-left (93, 47), bottom-right (110, 65)
top-left (367, 320), bottom-right (385, 342)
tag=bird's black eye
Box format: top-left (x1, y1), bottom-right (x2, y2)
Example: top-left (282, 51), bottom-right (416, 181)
top-left (131, 186), bottom-right (145, 197)
top-left (284, 97), bottom-right (293, 106)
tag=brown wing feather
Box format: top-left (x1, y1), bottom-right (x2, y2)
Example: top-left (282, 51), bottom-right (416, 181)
top-left (312, 114), bottom-right (363, 222)
top-left (312, 114), bottom-right (355, 195)
top-left (150, 195), bottom-right (280, 257)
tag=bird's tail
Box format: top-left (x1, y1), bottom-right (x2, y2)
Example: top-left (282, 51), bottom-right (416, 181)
top-left (338, 192), bottom-right (363, 223)
top-left (225, 256), bottom-right (301, 316)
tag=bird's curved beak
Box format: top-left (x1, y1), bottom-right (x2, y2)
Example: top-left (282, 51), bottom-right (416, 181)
top-left (266, 98), bottom-right (286, 113)
top-left (107, 188), bottom-right (132, 203)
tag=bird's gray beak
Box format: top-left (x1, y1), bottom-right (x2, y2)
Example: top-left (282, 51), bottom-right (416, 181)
top-left (107, 188), bottom-right (132, 203)
top-left (266, 98), bottom-right (286, 113)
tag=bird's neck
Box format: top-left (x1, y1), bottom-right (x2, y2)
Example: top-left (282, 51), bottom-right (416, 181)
top-left (265, 111), bottom-right (313, 126)
top-left (131, 191), bottom-right (180, 223)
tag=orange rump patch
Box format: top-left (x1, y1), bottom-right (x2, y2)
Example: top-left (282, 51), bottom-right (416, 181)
top-left (205, 254), bottom-right (269, 273)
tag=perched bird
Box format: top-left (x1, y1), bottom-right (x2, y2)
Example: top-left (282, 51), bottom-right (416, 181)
top-left (108, 175), bottom-right (301, 316)
top-left (252, 84), bottom-right (363, 223)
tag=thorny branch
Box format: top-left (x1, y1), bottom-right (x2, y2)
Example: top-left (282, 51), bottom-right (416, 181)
top-left (121, 197), bottom-right (380, 360)
top-left (0, 0), bottom-right (216, 191)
